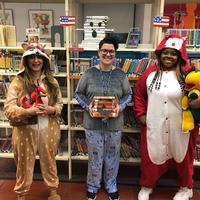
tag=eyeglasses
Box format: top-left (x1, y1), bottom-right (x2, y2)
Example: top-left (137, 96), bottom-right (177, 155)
top-left (100, 49), bottom-right (115, 55)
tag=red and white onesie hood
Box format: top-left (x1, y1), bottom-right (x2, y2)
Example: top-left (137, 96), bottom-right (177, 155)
top-left (155, 34), bottom-right (188, 64)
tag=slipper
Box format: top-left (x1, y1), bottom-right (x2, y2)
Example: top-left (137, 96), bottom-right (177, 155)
top-left (48, 194), bottom-right (61, 200)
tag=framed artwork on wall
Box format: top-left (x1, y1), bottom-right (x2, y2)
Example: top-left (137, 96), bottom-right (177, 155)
top-left (0, 9), bottom-right (13, 25)
top-left (28, 10), bottom-right (53, 43)
top-left (126, 32), bottom-right (140, 48)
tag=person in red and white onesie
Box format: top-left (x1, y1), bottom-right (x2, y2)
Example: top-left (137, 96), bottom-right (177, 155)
top-left (134, 34), bottom-right (199, 200)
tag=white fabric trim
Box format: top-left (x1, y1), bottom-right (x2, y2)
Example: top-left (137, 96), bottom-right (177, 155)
top-left (22, 48), bottom-right (49, 60)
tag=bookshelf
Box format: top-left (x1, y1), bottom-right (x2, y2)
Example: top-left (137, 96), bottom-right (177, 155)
top-left (0, 0), bottom-right (199, 184)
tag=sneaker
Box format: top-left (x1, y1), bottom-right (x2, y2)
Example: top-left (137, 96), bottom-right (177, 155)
top-left (173, 187), bottom-right (193, 200)
top-left (108, 191), bottom-right (120, 200)
top-left (138, 187), bottom-right (153, 200)
top-left (86, 191), bottom-right (97, 200)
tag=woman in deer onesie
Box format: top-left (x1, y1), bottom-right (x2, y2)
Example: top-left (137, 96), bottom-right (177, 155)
top-left (134, 34), bottom-right (199, 200)
top-left (4, 44), bottom-right (63, 200)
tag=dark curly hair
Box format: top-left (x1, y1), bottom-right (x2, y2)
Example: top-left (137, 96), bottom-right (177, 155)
top-left (99, 37), bottom-right (119, 51)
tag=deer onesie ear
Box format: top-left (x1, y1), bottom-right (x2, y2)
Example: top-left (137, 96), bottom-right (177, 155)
top-left (21, 43), bottom-right (29, 51)
top-left (43, 48), bottom-right (52, 57)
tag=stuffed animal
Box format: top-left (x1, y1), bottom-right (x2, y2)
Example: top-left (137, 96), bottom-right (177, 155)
top-left (21, 86), bottom-right (47, 109)
top-left (182, 68), bottom-right (200, 133)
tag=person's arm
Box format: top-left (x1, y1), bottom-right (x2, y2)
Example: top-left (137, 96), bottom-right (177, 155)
top-left (51, 79), bottom-right (63, 116)
top-left (75, 72), bottom-right (90, 111)
top-left (118, 76), bottom-right (132, 112)
top-left (133, 66), bottom-right (155, 125)
top-left (4, 77), bottom-right (40, 121)
top-left (133, 76), bottom-right (147, 125)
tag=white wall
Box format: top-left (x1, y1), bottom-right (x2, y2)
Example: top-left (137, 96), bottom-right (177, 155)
top-left (135, 3), bottom-right (152, 44)
top-left (135, 4), bottom-right (144, 42)
top-left (5, 3), bottom-right (65, 43)
top-left (83, 3), bottom-right (135, 33)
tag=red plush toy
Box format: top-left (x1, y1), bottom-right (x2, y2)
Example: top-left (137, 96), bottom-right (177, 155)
top-left (21, 86), bottom-right (47, 109)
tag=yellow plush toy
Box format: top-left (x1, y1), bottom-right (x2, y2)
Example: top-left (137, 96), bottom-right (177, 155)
top-left (182, 68), bottom-right (200, 133)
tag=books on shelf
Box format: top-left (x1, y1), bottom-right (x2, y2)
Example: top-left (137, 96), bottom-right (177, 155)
top-left (0, 138), bottom-right (12, 153)
top-left (0, 50), bottom-right (12, 69)
top-left (0, 128), bottom-right (12, 153)
top-left (0, 77), bottom-right (10, 99)
top-left (196, 136), bottom-right (200, 162)
top-left (69, 56), bottom-right (154, 77)
top-left (70, 58), bottom-right (91, 76)
top-left (0, 50), bottom-right (22, 72)
top-left (121, 134), bottom-right (140, 160)
top-left (124, 106), bottom-right (141, 129)
top-left (12, 55), bottom-right (22, 71)
top-left (71, 132), bottom-right (88, 156)
top-left (122, 58), bottom-right (155, 77)
top-left (71, 108), bottom-right (83, 127)
top-left (196, 145), bottom-right (200, 162)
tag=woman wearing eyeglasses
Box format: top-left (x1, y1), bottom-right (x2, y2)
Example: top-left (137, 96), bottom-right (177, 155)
top-left (75, 37), bottom-right (132, 200)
